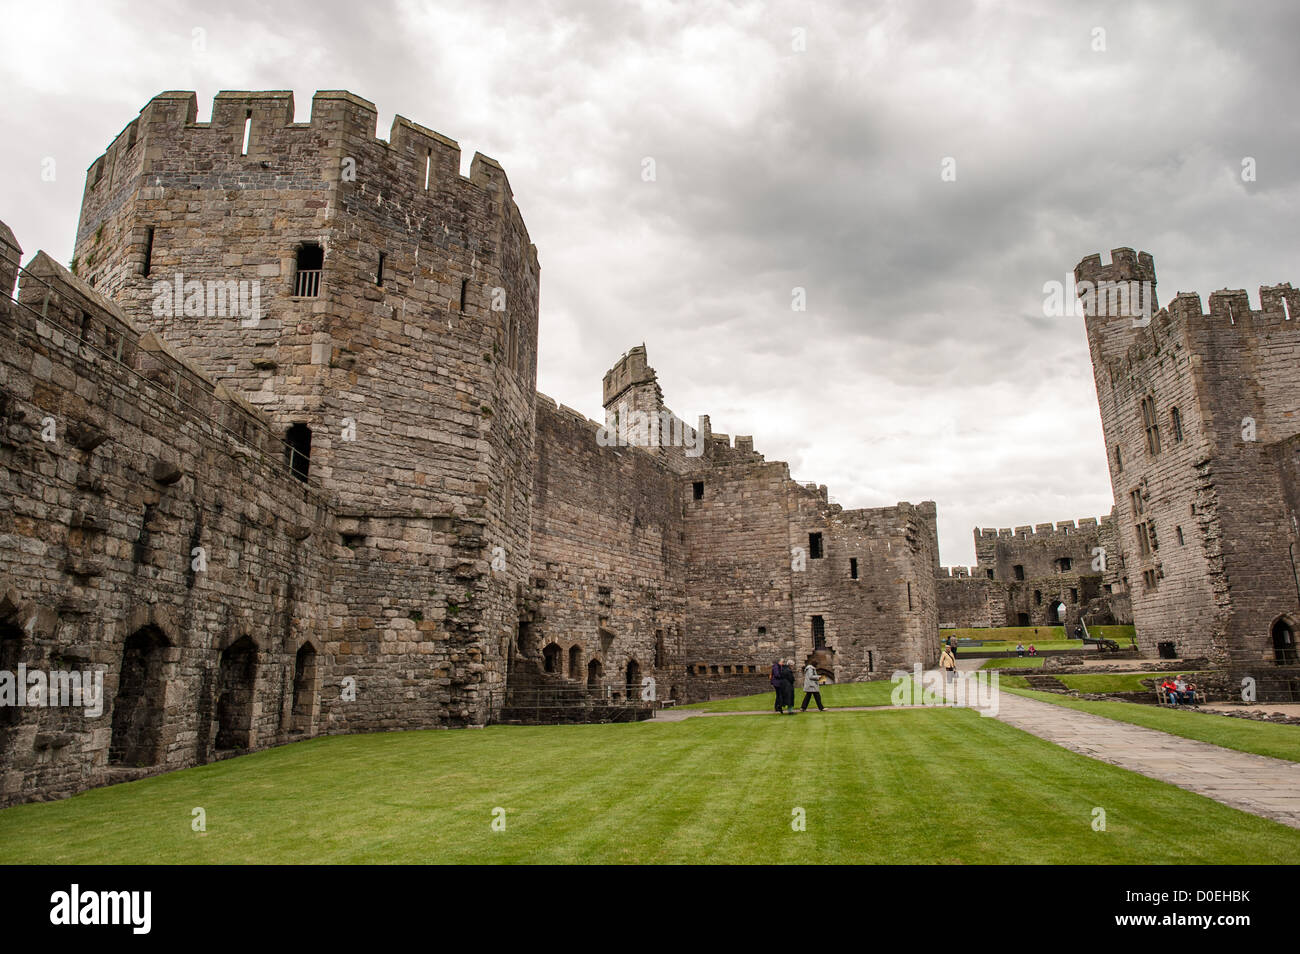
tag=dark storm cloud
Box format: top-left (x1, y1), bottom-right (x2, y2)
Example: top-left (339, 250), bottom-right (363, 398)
top-left (1, 0), bottom-right (1296, 564)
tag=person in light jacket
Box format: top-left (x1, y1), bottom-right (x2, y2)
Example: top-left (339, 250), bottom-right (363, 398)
top-left (800, 662), bottom-right (825, 711)
top-left (940, 645), bottom-right (957, 685)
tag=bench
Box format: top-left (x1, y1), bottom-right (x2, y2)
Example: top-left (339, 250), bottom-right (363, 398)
top-left (1155, 684), bottom-right (1209, 706)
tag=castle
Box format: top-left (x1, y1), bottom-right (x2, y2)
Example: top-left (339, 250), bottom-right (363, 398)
top-left (0, 91), bottom-right (940, 805)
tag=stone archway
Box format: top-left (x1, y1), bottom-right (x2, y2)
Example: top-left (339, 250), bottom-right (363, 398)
top-left (542, 642), bottom-right (562, 674)
top-left (109, 625), bottom-right (171, 766)
top-left (216, 636), bottom-right (258, 750)
top-left (568, 644), bottom-right (581, 678)
top-left (587, 658), bottom-right (603, 690)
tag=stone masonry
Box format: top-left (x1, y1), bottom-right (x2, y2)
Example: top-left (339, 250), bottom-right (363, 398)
top-left (1078, 248), bottom-right (1300, 698)
top-left (0, 91), bottom-right (941, 805)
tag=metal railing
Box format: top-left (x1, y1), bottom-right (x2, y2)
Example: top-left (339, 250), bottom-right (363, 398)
top-left (293, 269), bottom-right (321, 297)
top-left (487, 685), bottom-right (659, 725)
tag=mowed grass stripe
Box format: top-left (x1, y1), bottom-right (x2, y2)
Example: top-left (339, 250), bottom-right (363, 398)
top-left (1, 709), bottom-right (1297, 864)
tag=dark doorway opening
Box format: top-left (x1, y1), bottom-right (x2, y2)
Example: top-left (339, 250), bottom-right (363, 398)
top-left (109, 626), bottom-right (170, 766)
top-left (216, 636), bottom-right (258, 750)
top-left (587, 658), bottom-right (603, 690)
top-left (291, 642), bottom-right (317, 733)
top-left (569, 644), bottom-right (581, 677)
top-left (1273, 618), bottom-right (1298, 665)
top-left (542, 643), bottom-right (561, 673)
top-left (0, 624), bottom-right (23, 763)
top-left (286, 423), bottom-right (312, 482)
top-left (626, 659), bottom-right (641, 700)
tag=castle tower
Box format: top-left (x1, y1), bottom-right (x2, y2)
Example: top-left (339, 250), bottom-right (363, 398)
top-left (73, 91), bottom-right (541, 727)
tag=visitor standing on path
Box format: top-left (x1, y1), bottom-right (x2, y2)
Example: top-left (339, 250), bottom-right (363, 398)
top-left (779, 660), bottom-right (797, 714)
top-left (800, 662), bottom-right (825, 711)
top-left (770, 660), bottom-right (783, 713)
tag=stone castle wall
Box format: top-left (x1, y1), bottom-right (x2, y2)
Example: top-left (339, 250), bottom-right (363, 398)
top-left (1080, 248), bottom-right (1300, 669)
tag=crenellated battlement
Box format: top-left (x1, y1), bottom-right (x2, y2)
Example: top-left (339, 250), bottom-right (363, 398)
top-left (1074, 247), bottom-right (1156, 287)
top-left (76, 89), bottom-right (537, 276)
top-left (976, 516), bottom-right (1108, 541)
top-left (937, 565), bottom-right (981, 578)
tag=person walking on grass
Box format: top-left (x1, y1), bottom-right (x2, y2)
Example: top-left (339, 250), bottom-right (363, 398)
top-left (801, 661), bottom-right (825, 712)
top-left (779, 659), bottom-right (797, 714)
top-left (770, 660), bottom-right (784, 713)
top-left (940, 644), bottom-right (957, 687)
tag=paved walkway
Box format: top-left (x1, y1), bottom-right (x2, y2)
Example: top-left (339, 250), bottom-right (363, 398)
top-left (960, 672), bottom-right (1300, 828)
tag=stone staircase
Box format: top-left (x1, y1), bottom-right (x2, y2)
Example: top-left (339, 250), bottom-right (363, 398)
top-left (1023, 674), bottom-right (1069, 692)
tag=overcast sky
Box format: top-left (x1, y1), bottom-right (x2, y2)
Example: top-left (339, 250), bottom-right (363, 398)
top-left (2, 0), bottom-right (1296, 565)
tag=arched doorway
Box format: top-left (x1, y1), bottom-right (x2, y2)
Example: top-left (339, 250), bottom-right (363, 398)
top-left (216, 636), bottom-right (258, 750)
top-left (109, 626), bottom-right (170, 766)
top-left (587, 658), bottom-right (603, 690)
top-left (1272, 618), bottom-right (1298, 665)
top-left (626, 659), bottom-right (641, 700)
top-left (1048, 602), bottom-right (1063, 625)
top-left (291, 642), bottom-right (317, 733)
top-left (568, 645), bottom-right (581, 677)
top-left (542, 643), bottom-right (561, 673)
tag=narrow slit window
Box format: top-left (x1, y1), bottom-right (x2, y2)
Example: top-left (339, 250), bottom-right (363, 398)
top-left (142, 227), bottom-right (154, 277)
top-left (241, 111), bottom-right (252, 156)
top-left (425, 149), bottom-right (432, 190)
top-left (459, 278), bottom-right (468, 312)
top-left (849, 557), bottom-right (858, 580)
top-left (1171, 406), bottom-right (1183, 442)
top-left (376, 252), bottom-right (386, 287)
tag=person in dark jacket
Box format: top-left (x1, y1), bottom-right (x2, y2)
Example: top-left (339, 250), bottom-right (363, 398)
top-left (779, 660), bottom-right (797, 714)
top-left (770, 660), bottom-right (783, 713)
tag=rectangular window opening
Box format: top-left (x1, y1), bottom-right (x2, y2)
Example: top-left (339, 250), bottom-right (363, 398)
top-left (459, 278), bottom-right (468, 312)
top-left (692, 481), bottom-right (704, 500)
top-left (811, 615), bottom-right (826, 650)
top-left (425, 149), bottom-right (432, 190)
top-left (142, 227), bottom-right (154, 277)
top-left (849, 557), bottom-right (858, 580)
top-left (376, 252), bottom-right (386, 287)
top-left (808, 532), bottom-right (823, 559)
top-left (241, 111), bottom-right (252, 156)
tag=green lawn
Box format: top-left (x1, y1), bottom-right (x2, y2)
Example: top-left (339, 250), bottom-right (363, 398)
top-left (979, 657), bottom-right (1045, 670)
top-left (679, 679), bottom-right (899, 712)
top-left (0, 709), bottom-right (1297, 864)
top-left (1007, 688), bottom-right (1300, 763)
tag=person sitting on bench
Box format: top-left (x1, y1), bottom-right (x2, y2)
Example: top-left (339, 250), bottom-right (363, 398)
top-left (1161, 677), bottom-right (1179, 704)
top-left (1174, 675), bottom-right (1196, 705)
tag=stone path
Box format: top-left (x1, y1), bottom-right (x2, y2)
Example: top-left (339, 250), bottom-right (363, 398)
top-left (655, 670), bottom-right (1300, 828)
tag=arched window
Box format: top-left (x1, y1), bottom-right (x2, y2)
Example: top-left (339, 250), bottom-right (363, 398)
top-left (587, 658), bottom-right (603, 689)
top-left (286, 423), bottom-right (312, 482)
top-left (568, 645), bottom-right (581, 677)
top-left (542, 643), bottom-right (561, 674)
top-left (625, 659), bottom-right (641, 700)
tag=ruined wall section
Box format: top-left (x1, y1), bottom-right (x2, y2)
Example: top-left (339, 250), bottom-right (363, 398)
top-left (682, 457), bottom-right (794, 681)
top-left (791, 490), bottom-right (940, 682)
top-left (0, 234), bottom-right (333, 805)
top-left (528, 397), bottom-right (686, 700)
